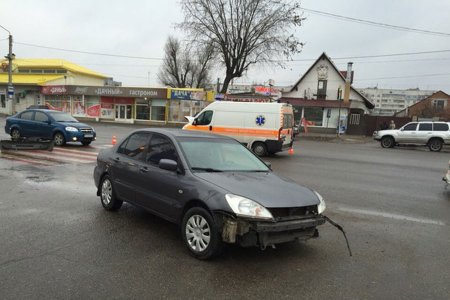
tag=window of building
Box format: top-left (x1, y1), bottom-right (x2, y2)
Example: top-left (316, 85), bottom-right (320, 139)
top-left (303, 107), bottom-right (323, 126)
top-left (317, 80), bottom-right (327, 99)
top-left (150, 100), bottom-right (166, 121)
top-left (1, 94), bottom-right (5, 108)
top-left (433, 100), bottom-right (445, 111)
top-left (136, 99), bottom-right (150, 120)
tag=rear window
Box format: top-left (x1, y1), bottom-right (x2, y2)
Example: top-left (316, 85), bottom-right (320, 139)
top-left (283, 113), bottom-right (294, 129)
top-left (434, 123), bottom-right (449, 131)
top-left (19, 111), bottom-right (34, 120)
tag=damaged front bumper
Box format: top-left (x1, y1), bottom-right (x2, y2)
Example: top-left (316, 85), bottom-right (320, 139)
top-left (218, 213), bottom-right (326, 249)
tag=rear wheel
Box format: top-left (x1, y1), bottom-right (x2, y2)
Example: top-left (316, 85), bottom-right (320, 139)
top-left (181, 207), bottom-right (223, 260)
top-left (428, 138), bottom-right (443, 152)
top-left (100, 175), bottom-right (123, 211)
top-left (380, 136), bottom-right (394, 148)
top-left (53, 132), bottom-right (66, 146)
top-left (10, 128), bottom-right (20, 140)
top-left (252, 142), bottom-right (268, 157)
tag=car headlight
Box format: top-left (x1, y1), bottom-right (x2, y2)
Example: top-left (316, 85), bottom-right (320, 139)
top-left (65, 126), bottom-right (79, 132)
top-left (314, 191), bottom-right (326, 214)
top-left (225, 194), bottom-right (273, 220)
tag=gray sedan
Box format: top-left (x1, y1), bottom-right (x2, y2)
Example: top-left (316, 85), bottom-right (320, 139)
top-left (94, 129), bottom-right (326, 259)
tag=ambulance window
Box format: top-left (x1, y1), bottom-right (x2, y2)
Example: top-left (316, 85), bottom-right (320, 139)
top-left (196, 110), bottom-right (213, 125)
top-left (283, 114), bottom-right (293, 128)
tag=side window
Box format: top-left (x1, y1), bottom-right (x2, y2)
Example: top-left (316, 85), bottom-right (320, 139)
top-left (418, 123), bottom-right (432, 131)
top-left (283, 114), bottom-right (293, 129)
top-left (117, 132), bottom-right (150, 160)
top-left (146, 134), bottom-right (178, 166)
top-left (19, 111), bottom-right (34, 120)
top-left (433, 123), bottom-right (449, 131)
top-left (34, 112), bottom-right (49, 123)
top-left (196, 110), bottom-right (213, 125)
top-left (403, 123), bottom-right (418, 131)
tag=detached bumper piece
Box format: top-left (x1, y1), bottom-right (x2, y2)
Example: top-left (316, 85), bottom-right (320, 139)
top-left (0, 138), bottom-right (54, 151)
top-left (221, 215), bottom-right (326, 249)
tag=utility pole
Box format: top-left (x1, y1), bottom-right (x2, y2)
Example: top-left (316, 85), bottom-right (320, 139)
top-left (1, 25), bottom-right (14, 114)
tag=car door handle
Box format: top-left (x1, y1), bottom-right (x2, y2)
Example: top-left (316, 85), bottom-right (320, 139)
top-left (140, 166), bottom-right (149, 173)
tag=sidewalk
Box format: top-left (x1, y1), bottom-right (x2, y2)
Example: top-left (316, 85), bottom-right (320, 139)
top-left (297, 132), bottom-right (373, 144)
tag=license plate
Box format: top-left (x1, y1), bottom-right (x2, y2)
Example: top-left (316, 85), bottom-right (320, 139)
top-left (84, 134), bottom-right (93, 138)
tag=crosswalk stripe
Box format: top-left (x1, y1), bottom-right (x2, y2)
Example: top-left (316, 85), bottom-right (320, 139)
top-left (0, 144), bottom-right (109, 165)
top-left (0, 153), bottom-right (59, 166)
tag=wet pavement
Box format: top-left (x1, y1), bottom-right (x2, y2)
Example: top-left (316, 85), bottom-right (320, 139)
top-left (0, 117), bottom-right (449, 299)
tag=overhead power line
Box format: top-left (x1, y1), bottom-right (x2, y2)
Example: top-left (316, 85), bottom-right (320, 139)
top-left (302, 7), bottom-right (450, 37)
top-left (15, 41), bottom-right (164, 61)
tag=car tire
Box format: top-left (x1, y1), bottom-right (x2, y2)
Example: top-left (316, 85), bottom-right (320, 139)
top-left (10, 128), bottom-right (20, 140)
top-left (252, 142), bottom-right (268, 157)
top-left (380, 136), bottom-right (395, 148)
top-left (82, 141), bottom-right (91, 146)
top-left (181, 207), bottom-right (223, 260)
top-left (428, 138), bottom-right (443, 152)
top-left (100, 175), bottom-right (123, 211)
top-left (53, 132), bottom-right (66, 146)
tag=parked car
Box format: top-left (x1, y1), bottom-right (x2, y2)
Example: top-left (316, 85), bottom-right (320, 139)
top-left (4, 109), bottom-right (96, 146)
top-left (373, 121), bottom-right (450, 152)
top-left (93, 129), bottom-right (326, 259)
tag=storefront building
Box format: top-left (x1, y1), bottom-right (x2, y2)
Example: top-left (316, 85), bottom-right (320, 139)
top-left (40, 85), bottom-right (214, 125)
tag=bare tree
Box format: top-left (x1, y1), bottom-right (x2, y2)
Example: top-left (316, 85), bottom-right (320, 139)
top-left (157, 36), bottom-right (214, 88)
top-left (180, 0), bottom-right (304, 93)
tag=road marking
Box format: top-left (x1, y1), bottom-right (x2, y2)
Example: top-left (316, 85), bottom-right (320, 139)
top-left (0, 145), bottom-right (104, 165)
top-left (338, 207), bottom-right (446, 226)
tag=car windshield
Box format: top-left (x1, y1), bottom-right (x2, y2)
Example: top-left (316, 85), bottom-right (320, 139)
top-left (178, 137), bottom-right (269, 172)
top-left (48, 112), bottom-right (79, 122)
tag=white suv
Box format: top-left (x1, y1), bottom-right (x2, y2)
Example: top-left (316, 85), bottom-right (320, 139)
top-left (373, 122), bottom-right (450, 152)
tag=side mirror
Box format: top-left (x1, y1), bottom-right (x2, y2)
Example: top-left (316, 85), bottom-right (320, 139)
top-left (159, 159), bottom-right (178, 171)
top-left (192, 119), bottom-right (198, 126)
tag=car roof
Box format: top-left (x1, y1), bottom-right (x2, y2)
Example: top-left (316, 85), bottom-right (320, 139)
top-left (133, 128), bottom-right (233, 140)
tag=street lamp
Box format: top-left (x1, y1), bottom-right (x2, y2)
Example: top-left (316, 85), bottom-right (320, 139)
top-left (0, 24), bottom-right (14, 114)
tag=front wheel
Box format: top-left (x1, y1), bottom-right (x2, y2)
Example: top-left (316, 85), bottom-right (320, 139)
top-left (428, 138), bottom-right (443, 152)
top-left (181, 207), bottom-right (223, 260)
top-left (380, 136), bottom-right (394, 148)
top-left (10, 128), bottom-right (20, 140)
top-left (53, 132), bottom-right (66, 146)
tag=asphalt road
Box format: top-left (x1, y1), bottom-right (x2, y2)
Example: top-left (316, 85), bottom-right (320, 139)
top-left (0, 119), bottom-right (449, 299)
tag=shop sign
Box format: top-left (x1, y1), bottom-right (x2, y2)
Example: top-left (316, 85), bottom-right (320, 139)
top-left (41, 86), bottom-right (68, 95)
top-left (171, 90), bottom-right (206, 101)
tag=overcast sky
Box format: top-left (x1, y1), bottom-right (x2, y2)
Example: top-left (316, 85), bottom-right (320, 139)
top-left (2, 0), bottom-right (450, 93)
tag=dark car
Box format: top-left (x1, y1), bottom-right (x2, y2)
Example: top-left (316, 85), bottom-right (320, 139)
top-left (4, 109), bottom-right (96, 146)
top-left (94, 129), bottom-right (326, 259)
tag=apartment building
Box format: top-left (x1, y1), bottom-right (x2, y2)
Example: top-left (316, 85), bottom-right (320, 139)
top-left (358, 87), bottom-right (434, 116)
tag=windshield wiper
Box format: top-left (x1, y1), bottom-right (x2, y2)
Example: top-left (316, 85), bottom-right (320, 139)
top-left (191, 167), bottom-right (223, 172)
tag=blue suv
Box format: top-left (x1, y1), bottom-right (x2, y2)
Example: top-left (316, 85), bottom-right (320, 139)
top-left (4, 109), bottom-right (96, 146)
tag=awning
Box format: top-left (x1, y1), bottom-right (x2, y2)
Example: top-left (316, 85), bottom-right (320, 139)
top-left (279, 97), bottom-right (351, 108)
top-left (0, 73), bottom-right (65, 85)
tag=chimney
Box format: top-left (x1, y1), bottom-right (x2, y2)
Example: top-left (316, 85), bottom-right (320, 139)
top-left (343, 62), bottom-right (353, 104)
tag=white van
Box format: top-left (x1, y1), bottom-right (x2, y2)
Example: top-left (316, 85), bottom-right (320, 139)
top-left (183, 101), bottom-right (294, 156)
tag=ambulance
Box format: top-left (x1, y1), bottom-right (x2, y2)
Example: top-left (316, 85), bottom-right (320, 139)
top-left (183, 101), bottom-right (294, 156)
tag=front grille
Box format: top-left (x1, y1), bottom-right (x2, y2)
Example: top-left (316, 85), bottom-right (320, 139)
top-left (80, 128), bottom-right (93, 134)
top-left (269, 205), bottom-right (317, 220)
